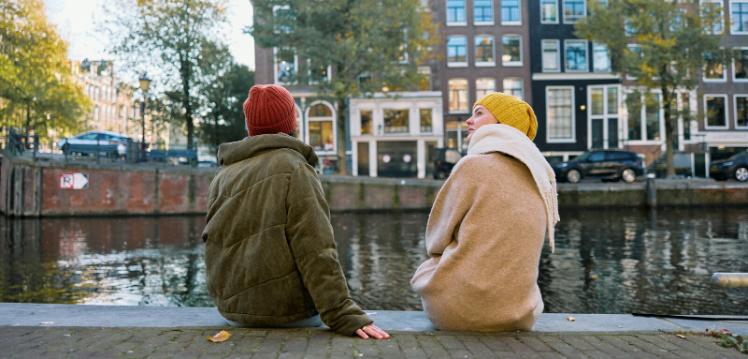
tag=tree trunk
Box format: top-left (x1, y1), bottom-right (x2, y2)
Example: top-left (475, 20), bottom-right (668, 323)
top-left (180, 58), bottom-right (194, 151)
top-left (662, 88), bottom-right (676, 178)
top-left (335, 95), bottom-right (348, 175)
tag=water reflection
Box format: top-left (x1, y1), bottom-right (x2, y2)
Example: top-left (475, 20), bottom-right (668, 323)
top-left (0, 208), bottom-right (746, 314)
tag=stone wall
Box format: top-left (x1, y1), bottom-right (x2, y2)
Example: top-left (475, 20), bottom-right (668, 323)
top-left (1, 154), bottom-right (746, 217)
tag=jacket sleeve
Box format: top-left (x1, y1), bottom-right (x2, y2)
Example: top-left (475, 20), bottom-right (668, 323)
top-left (285, 163), bottom-right (372, 335)
top-left (424, 156), bottom-right (477, 256)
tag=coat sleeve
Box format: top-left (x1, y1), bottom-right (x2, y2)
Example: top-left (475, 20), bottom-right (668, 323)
top-left (424, 157), bottom-right (478, 256)
top-left (285, 163), bottom-right (372, 335)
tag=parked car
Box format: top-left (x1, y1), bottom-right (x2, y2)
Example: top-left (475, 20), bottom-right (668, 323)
top-left (59, 131), bottom-right (132, 158)
top-left (553, 149), bottom-right (645, 183)
top-left (710, 151), bottom-right (748, 182)
top-left (647, 151), bottom-right (695, 178)
top-left (432, 148), bottom-right (462, 179)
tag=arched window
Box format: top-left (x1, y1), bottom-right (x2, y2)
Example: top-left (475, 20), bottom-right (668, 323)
top-left (306, 102), bottom-right (335, 152)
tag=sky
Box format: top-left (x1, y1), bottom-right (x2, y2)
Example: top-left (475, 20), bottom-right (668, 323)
top-left (43, 0), bottom-right (256, 70)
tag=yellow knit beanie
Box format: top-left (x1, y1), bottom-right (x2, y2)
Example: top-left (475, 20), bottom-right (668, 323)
top-left (474, 92), bottom-right (538, 140)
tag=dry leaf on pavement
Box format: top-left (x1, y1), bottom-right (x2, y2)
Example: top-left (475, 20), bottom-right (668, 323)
top-left (566, 316), bottom-right (576, 322)
top-left (207, 330), bottom-right (232, 343)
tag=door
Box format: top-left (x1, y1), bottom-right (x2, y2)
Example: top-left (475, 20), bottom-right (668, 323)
top-left (588, 85), bottom-right (621, 149)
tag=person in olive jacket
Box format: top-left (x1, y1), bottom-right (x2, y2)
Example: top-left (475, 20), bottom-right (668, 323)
top-left (203, 84), bottom-right (388, 339)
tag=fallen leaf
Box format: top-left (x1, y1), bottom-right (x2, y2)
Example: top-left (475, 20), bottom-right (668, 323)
top-left (566, 316), bottom-right (576, 322)
top-left (676, 334), bottom-right (686, 339)
top-left (207, 330), bottom-right (231, 343)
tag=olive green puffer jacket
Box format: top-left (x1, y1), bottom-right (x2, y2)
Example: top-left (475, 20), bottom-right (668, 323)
top-left (203, 134), bottom-right (371, 335)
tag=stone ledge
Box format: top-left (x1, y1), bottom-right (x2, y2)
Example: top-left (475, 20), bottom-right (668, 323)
top-left (1, 303), bottom-right (746, 335)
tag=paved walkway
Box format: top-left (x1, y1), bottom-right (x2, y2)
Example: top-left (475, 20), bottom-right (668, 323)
top-left (1, 304), bottom-right (747, 358)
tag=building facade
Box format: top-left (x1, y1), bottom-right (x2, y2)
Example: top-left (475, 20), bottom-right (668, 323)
top-left (434, 0), bottom-right (533, 153)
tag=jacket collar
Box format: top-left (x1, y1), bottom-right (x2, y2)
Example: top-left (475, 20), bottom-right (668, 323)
top-left (217, 134), bottom-right (319, 167)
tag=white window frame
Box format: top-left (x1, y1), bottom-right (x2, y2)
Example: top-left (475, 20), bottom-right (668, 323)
top-left (273, 47), bottom-right (298, 85)
top-left (542, 39), bottom-right (561, 72)
top-left (562, 0), bottom-right (586, 24)
top-left (703, 50), bottom-right (727, 82)
top-left (564, 39), bottom-right (588, 72)
top-left (704, 94), bottom-right (729, 129)
top-left (357, 108), bottom-right (375, 136)
top-left (734, 95), bottom-right (748, 129)
top-left (475, 77), bottom-right (496, 100)
top-left (699, 0), bottom-right (725, 35)
top-left (587, 85), bottom-right (622, 149)
top-left (623, 89), bottom-right (665, 144)
top-left (730, 0), bottom-right (748, 34)
top-left (448, 78), bottom-right (470, 114)
top-left (546, 86), bottom-right (576, 143)
top-left (474, 34), bottom-right (496, 67)
top-left (501, 35), bottom-right (523, 67)
top-left (541, 0), bottom-right (559, 24)
top-left (501, 0), bottom-right (522, 25)
top-left (592, 42), bottom-right (611, 73)
top-left (305, 101), bottom-right (337, 154)
top-left (473, 0), bottom-right (494, 25)
top-left (446, 0), bottom-right (467, 26)
top-left (307, 60), bottom-right (332, 85)
top-left (502, 78), bottom-right (524, 100)
top-left (733, 47), bottom-right (748, 82)
top-left (447, 35), bottom-right (469, 67)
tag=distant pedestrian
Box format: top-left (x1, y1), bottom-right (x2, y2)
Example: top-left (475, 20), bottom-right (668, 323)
top-left (203, 84), bottom-right (389, 339)
top-left (411, 92), bottom-right (559, 331)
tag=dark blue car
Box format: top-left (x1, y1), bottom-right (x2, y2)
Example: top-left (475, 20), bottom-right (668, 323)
top-left (552, 149), bottom-right (645, 183)
top-left (710, 151), bottom-right (748, 182)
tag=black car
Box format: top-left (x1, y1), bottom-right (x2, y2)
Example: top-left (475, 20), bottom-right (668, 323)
top-left (432, 148), bottom-right (462, 179)
top-left (553, 149), bottom-right (645, 183)
top-left (710, 151), bottom-right (748, 182)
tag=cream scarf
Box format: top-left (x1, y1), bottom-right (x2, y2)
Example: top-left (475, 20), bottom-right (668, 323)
top-left (467, 124), bottom-right (560, 252)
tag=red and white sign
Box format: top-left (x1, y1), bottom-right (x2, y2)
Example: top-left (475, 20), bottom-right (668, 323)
top-left (60, 173), bottom-right (89, 190)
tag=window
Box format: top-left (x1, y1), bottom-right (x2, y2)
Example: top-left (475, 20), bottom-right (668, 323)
top-left (541, 0), bottom-right (558, 23)
top-left (307, 103), bottom-right (335, 152)
top-left (501, 35), bottom-right (522, 66)
top-left (448, 78), bottom-right (469, 113)
top-left (563, 0), bottom-right (586, 23)
top-left (702, 0), bottom-right (724, 34)
top-left (542, 40), bottom-right (560, 72)
top-left (593, 43), bottom-right (611, 72)
top-left (272, 5), bottom-right (293, 34)
top-left (420, 108), bottom-right (433, 133)
top-left (475, 35), bottom-right (495, 65)
top-left (645, 94), bottom-right (661, 141)
top-left (274, 47), bottom-right (297, 84)
top-left (704, 95), bottom-right (727, 128)
top-left (502, 0), bottom-right (521, 24)
top-left (736, 96), bottom-right (748, 128)
top-left (360, 110), bottom-right (373, 135)
top-left (734, 48), bottom-right (748, 80)
top-left (447, 36), bottom-right (468, 66)
top-left (503, 78), bottom-right (524, 100)
top-left (731, 0), bottom-right (748, 34)
top-left (476, 78), bottom-right (496, 100)
top-left (474, 0), bottom-right (493, 24)
top-left (308, 59), bottom-right (330, 84)
top-left (704, 51), bottom-right (726, 81)
top-left (446, 0), bottom-right (466, 25)
top-left (565, 40), bottom-right (588, 72)
top-left (546, 87), bottom-right (574, 142)
top-left (626, 92), bottom-right (642, 141)
top-left (384, 109), bottom-right (409, 134)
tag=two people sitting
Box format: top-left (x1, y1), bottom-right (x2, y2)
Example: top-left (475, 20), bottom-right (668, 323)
top-left (202, 84), bottom-right (558, 338)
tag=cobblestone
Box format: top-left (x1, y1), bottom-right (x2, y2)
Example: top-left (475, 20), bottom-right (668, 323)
top-left (0, 327), bottom-right (746, 359)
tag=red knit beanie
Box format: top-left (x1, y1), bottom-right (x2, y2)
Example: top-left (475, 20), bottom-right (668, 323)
top-left (243, 84), bottom-right (297, 136)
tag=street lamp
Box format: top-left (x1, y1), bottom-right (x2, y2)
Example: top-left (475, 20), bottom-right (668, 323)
top-left (138, 73), bottom-right (151, 161)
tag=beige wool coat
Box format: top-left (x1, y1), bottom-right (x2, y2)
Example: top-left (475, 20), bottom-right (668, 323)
top-left (411, 124), bottom-right (559, 332)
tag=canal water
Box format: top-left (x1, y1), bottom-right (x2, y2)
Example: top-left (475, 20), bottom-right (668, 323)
top-left (0, 208), bottom-right (746, 315)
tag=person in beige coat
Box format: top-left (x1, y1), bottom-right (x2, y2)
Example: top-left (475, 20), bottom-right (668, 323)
top-left (411, 92), bottom-right (559, 332)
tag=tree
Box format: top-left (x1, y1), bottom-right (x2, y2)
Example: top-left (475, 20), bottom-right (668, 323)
top-left (200, 63), bottom-right (255, 151)
top-left (0, 0), bottom-right (91, 141)
top-left (250, 0), bottom-right (438, 174)
top-left (576, 0), bottom-right (731, 177)
top-left (106, 0), bottom-right (229, 151)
